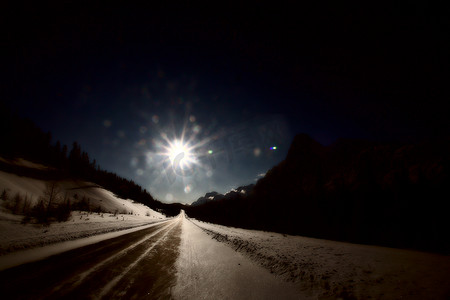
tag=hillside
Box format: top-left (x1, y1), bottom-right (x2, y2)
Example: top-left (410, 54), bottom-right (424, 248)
top-left (0, 158), bottom-right (167, 255)
top-left (187, 134), bottom-right (450, 253)
top-left (0, 160), bottom-right (163, 217)
top-left (0, 106), bottom-right (183, 216)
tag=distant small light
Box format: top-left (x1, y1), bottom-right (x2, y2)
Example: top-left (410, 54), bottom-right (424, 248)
top-left (270, 146), bottom-right (277, 150)
top-left (208, 150), bottom-right (213, 154)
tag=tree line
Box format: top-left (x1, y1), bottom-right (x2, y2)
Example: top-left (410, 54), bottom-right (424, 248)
top-left (186, 134), bottom-right (450, 254)
top-left (0, 103), bottom-right (177, 216)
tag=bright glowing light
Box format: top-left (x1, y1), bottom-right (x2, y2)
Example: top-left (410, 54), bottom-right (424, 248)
top-left (153, 119), bottom-right (213, 181)
top-left (163, 139), bottom-right (198, 171)
top-left (168, 140), bottom-right (188, 162)
top-left (208, 150), bottom-right (213, 154)
top-left (270, 146), bottom-right (277, 150)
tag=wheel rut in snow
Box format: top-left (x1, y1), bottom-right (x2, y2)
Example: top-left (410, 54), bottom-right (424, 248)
top-left (0, 217), bottom-right (182, 299)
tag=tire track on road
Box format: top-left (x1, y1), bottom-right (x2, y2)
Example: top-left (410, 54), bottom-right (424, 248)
top-left (0, 217), bottom-right (182, 299)
top-left (96, 219), bottom-right (179, 299)
top-left (50, 220), bottom-right (175, 295)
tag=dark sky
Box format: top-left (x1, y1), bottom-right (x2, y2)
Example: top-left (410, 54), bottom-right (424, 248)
top-left (2, 3), bottom-right (448, 203)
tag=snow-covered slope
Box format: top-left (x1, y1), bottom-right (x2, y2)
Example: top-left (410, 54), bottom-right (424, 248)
top-left (0, 158), bottom-right (166, 255)
top-left (0, 170), bottom-right (163, 217)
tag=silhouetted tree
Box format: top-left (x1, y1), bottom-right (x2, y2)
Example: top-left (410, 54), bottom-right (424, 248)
top-left (0, 189), bottom-right (7, 201)
top-left (42, 181), bottom-right (61, 216)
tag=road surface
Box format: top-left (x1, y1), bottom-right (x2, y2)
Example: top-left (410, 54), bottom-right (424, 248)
top-left (0, 212), bottom-right (303, 300)
top-left (0, 215), bottom-right (182, 299)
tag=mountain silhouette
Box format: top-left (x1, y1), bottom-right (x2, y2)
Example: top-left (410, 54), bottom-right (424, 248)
top-left (187, 134), bottom-right (450, 253)
top-left (191, 185), bottom-right (254, 207)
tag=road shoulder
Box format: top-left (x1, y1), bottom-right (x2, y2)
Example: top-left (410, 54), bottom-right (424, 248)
top-left (173, 216), bottom-right (307, 300)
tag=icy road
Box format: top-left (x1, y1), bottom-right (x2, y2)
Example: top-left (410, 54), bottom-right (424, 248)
top-left (0, 212), bottom-right (300, 299)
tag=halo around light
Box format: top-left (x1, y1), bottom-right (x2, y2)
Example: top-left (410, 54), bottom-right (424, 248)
top-left (165, 139), bottom-right (195, 168)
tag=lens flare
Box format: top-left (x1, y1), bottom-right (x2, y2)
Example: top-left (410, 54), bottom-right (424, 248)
top-left (150, 118), bottom-right (213, 188)
top-left (166, 140), bottom-right (195, 169)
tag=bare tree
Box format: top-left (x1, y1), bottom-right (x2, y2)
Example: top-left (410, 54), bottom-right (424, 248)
top-left (43, 181), bottom-right (61, 212)
top-left (22, 194), bottom-right (31, 214)
top-left (12, 193), bottom-right (23, 214)
top-left (0, 189), bottom-right (8, 201)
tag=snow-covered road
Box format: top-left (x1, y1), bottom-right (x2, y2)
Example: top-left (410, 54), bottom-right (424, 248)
top-left (1, 210), bottom-right (449, 299)
top-left (0, 212), bottom-right (307, 299)
top-left (173, 211), bottom-right (303, 299)
top-left (0, 217), bottom-right (180, 299)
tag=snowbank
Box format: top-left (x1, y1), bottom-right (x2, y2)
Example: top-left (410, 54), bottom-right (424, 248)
top-left (0, 219), bottom-right (170, 271)
top-left (189, 218), bottom-right (450, 299)
top-left (0, 211), bottom-right (166, 255)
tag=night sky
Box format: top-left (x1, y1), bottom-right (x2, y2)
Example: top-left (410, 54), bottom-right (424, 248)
top-left (3, 3), bottom-right (448, 203)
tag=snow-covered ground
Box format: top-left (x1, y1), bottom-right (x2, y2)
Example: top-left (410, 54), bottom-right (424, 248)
top-left (0, 219), bottom-right (171, 271)
top-left (0, 158), bottom-right (166, 255)
top-left (188, 217), bottom-right (450, 299)
top-left (2, 158), bottom-right (449, 298)
top-left (0, 210), bottom-right (165, 255)
top-left (0, 170), bottom-right (163, 217)
top-left (173, 211), bottom-right (306, 299)
top-left (0, 157), bottom-right (54, 171)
